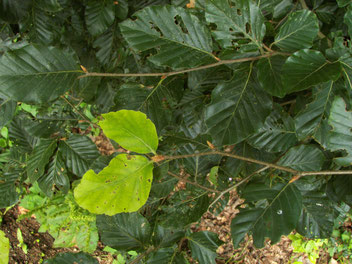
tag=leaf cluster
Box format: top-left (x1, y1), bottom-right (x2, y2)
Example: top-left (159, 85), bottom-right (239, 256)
top-left (0, 0), bottom-right (351, 262)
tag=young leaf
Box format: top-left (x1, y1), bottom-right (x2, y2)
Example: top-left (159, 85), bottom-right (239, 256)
top-left (277, 145), bottom-right (325, 171)
top-left (74, 154), bottom-right (153, 215)
top-left (0, 230), bottom-right (9, 264)
top-left (273, 10), bottom-right (319, 52)
top-left (27, 139), bottom-right (57, 182)
top-left (100, 110), bottom-right (158, 154)
top-left (282, 49), bottom-right (341, 94)
top-left (119, 5), bottom-right (215, 69)
top-left (231, 183), bottom-right (302, 248)
top-left (188, 231), bottom-right (223, 264)
top-left (96, 212), bottom-right (151, 251)
top-left (205, 0), bottom-right (266, 50)
top-left (0, 45), bottom-right (81, 103)
top-left (85, 1), bottom-right (115, 36)
top-left (328, 97), bottom-right (352, 166)
top-left (205, 67), bottom-right (272, 146)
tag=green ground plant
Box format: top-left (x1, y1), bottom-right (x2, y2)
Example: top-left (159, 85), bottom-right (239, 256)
top-left (0, 0), bottom-right (352, 263)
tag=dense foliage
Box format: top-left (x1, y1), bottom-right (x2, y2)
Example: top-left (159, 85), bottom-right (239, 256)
top-left (0, 0), bottom-right (352, 263)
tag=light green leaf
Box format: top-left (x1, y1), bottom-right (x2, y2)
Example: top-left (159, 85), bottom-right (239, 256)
top-left (100, 110), bottom-right (158, 154)
top-left (328, 97), bottom-right (352, 166)
top-left (85, 0), bottom-right (115, 36)
top-left (59, 135), bottom-right (100, 177)
top-left (205, 67), bottom-right (272, 146)
top-left (0, 230), bottom-right (9, 264)
top-left (248, 105), bottom-right (297, 153)
top-left (273, 10), bottom-right (319, 52)
top-left (97, 212), bottom-right (151, 251)
top-left (0, 45), bottom-right (81, 104)
top-left (119, 5), bottom-right (215, 69)
top-left (295, 81), bottom-right (334, 140)
top-left (27, 139), bottom-right (57, 182)
top-left (231, 183), bottom-right (302, 248)
top-left (256, 55), bottom-right (286, 97)
top-left (74, 154), bottom-right (153, 215)
top-left (188, 231), bottom-right (223, 264)
top-left (205, 0), bottom-right (266, 49)
top-left (277, 145), bottom-right (325, 171)
top-left (208, 166), bottom-right (219, 188)
top-left (282, 49), bottom-right (341, 93)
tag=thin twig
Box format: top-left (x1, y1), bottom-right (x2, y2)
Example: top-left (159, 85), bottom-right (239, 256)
top-left (77, 52), bottom-right (287, 79)
top-left (164, 151), bottom-right (299, 175)
top-left (208, 166), bottom-right (269, 212)
top-left (167, 171), bottom-right (220, 193)
top-left (162, 151), bottom-right (352, 177)
top-left (129, 246), bottom-right (155, 264)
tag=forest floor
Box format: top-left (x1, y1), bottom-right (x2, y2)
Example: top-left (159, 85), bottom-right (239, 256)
top-left (0, 132), bottom-right (330, 264)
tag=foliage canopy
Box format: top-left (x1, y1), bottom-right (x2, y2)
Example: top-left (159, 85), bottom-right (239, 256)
top-left (0, 0), bottom-right (352, 262)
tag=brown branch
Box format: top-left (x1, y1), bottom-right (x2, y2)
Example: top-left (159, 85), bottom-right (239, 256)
top-left (167, 171), bottom-right (220, 193)
top-left (77, 52), bottom-right (287, 79)
top-left (163, 151), bottom-right (352, 177)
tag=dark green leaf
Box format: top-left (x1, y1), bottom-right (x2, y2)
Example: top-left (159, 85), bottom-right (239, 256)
top-left (277, 145), bottom-right (325, 171)
top-left (282, 49), bottom-right (341, 94)
top-left (273, 10), bottom-right (319, 52)
top-left (37, 153), bottom-right (69, 197)
top-left (35, 0), bottom-right (62, 12)
top-left (97, 212), bottom-right (151, 251)
top-left (120, 5), bottom-right (216, 69)
top-left (231, 183), bottom-right (302, 248)
top-left (295, 81), bottom-right (334, 140)
top-left (28, 9), bottom-right (55, 44)
top-left (344, 7), bottom-right (352, 38)
top-left (296, 190), bottom-right (335, 239)
top-left (0, 0), bottom-right (32, 23)
top-left (205, 0), bottom-right (266, 50)
top-left (85, 1), bottom-right (115, 36)
top-left (0, 99), bottom-right (16, 129)
top-left (0, 170), bottom-right (21, 208)
top-left (256, 55), bottom-right (286, 97)
top-left (9, 118), bottom-right (39, 153)
top-left (27, 139), bottom-right (57, 182)
top-left (328, 97), bottom-right (352, 166)
top-left (59, 135), bottom-right (100, 177)
top-left (0, 45), bottom-right (81, 104)
top-left (248, 105), bottom-right (297, 153)
top-left (188, 231), bottom-right (222, 264)
top-left (43, 252), bottom-right (98, 264)
top-left (93, 29), bottom-right (114, 66)
top-left (205, 67), bottom-right (272, 146)
top-left (152, 225), bottom-right (185, 248)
